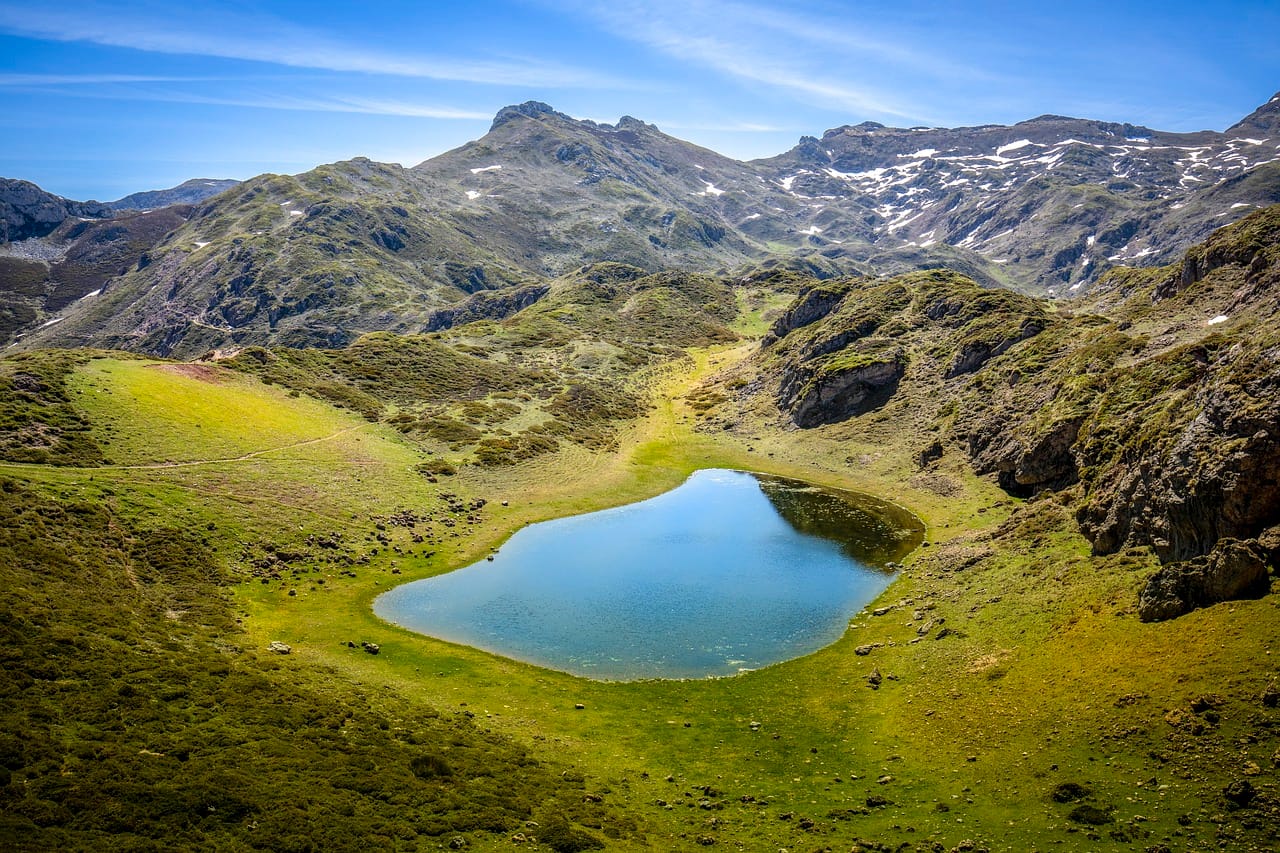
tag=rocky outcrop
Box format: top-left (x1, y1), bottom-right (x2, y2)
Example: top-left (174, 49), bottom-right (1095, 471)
top-left (781, 349), bottom-right (906, 427)
top-left (1, 179), bottom-right (111, 243)
top-left (942, 207), bottom-right (1280, 618)
top-left (765, 271), bottom-right (1055, 430)
top-left (1076, 367), bottom-right (1280, 561)
top-left (769, 281), bottom-right (853, 337)
top-left (1154, 201), bottom-right (1280, 301)
top-left (946, 317), bottom-right (1048, 378)
top-left (968, 416), bottom-right (1084, 498)
top-left (1137, 539), bottom-right (1271, 622)
top-left (424, 283), bottom-right (550, 331)
top-left (488, 100), bottom-right (564, 131)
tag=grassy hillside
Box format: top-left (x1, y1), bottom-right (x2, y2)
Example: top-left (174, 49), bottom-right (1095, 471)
top-left (0, 362), bottom-right (632, 851)
top-left (0, 340), bottom-right (1274, 852)
top-left (2, 211), bottom-right (1279, 851)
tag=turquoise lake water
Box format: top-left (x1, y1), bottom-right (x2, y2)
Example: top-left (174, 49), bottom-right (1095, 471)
top-left (374, 469), bottom-right (922, 680)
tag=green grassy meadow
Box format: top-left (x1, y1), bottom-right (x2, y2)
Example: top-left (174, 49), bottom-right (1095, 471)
top-left (1, 347), bottom-right (1277, 852)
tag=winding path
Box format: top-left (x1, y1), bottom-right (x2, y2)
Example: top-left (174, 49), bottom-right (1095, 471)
top-left (0, 423), bottom-right (371, 472)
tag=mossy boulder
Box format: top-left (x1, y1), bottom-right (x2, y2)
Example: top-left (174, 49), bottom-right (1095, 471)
top-left (1137, 539), bottom-right (1272, 622)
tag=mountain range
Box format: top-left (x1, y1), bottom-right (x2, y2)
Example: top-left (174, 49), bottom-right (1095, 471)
top-left (4, 92), bottom-right (1280, 851)
top-left (3, 94), bottom-right (1279, 355)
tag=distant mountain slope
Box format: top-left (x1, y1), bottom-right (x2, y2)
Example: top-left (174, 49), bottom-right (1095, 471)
top-left (0, 206), bottom-right (195, 342)
top-left (13, 94), bottom-right (1280, 355)
top-left (0, 178), bottom-right (236, 343)
top-left (756, 95), bottom-right (1280, 293)
top-left (108, 178), bottom-right (240, 211)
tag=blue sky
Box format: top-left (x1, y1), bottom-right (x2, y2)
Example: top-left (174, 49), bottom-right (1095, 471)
top-left (1, 0), bottom-right (1276, 201)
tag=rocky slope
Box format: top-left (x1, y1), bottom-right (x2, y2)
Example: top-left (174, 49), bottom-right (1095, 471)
top-left (957, 207), bottom-right (1280, 569)
top-left (757, 94), bottom-right (1280, 293)
top-left (13, 95), bottom-right (1280, 356)
top-left (0, 177), bottom-right (243, 344)
top-left (0, 206), bottom-right (195, 343)
top-left (716, 206), bottom-right (1280, 621)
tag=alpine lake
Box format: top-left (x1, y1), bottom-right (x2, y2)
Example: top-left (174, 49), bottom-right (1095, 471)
top-left (375, 469), bottom-right (924, 680)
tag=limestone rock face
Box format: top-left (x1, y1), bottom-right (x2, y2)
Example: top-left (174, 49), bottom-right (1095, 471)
top-left (969, 416), bottom-right (1084, 498)
top-left (0, 178), bottom-right (111, 243)
top-left (762, 269), bottom-right (1055, 429)
top-left (782, 351), bottom-right (907, 428)
top-left (946, 317), bottom-right (1046, 378)
top-left (769, 282), bottom-right (852, 337)
top-left (1076, 375), bottom-right (1280, 562)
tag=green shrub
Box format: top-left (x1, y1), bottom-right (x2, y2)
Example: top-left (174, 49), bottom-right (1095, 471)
top-left (539, 818), bottom-right (605, 852)
top-left (410, 753), bottom-right (454, 780)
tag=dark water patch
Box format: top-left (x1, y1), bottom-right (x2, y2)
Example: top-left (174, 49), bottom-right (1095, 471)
top-left (754, 473), bottom-right (923, 566)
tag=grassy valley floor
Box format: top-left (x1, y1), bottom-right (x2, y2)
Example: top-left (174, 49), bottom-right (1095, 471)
top-left (1, 345), bottom-right (1278, 852)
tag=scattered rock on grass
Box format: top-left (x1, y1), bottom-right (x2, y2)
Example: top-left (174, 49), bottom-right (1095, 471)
top-left (1223, 779), bottom-right (1256, 809)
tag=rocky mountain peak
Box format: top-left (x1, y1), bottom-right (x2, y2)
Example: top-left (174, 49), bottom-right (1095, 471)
top-left (108, 177), bottom-right (239, 211)
top-left (489, 100), bottom-right (566, 132)
top-left (817, 121), bottom-right (886, 140)
top-left (615, 115), bottom-right (653, 131)
top-left (787, 135), bottom-right (830, 164)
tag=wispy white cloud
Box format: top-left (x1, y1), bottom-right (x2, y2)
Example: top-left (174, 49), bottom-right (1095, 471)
top-left (330, 98), bottom-right (491, 120)
top-left (708, 0), bottom-right (995, 83)
top-left (0, 73), bottom-right (197, 85)
top-left (658, 33), bottom-right (914, 118)
top-left (180, 94), bottom-right (491, 120)
top-left (6, 78), bottom-right (492, 119)
top-left (0, 2), bottom-right (627, 89)
top-left (544, 0), bottom-right (984, 121)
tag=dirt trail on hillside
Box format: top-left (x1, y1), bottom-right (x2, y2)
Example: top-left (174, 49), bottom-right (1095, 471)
top-left (110, 423), bottom-right (371, 470)
top-left (0, 423), bottom-right (370, 472)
